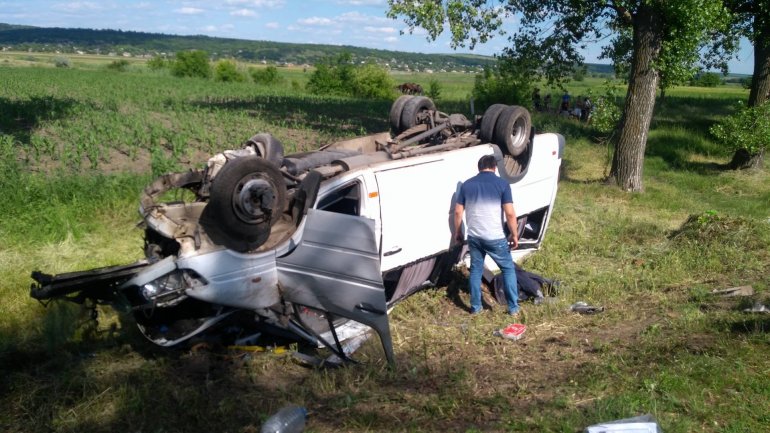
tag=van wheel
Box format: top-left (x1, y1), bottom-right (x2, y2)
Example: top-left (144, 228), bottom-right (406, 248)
top-left (494, 105), bottom-right (531, 157)
top-left (245, 133), bottom-right (285, 167)
top-left (400, 96), bottom-right (435, 130)
top-left (480, 104), bottom-right (506, 143)
top-left (503, 154), bottom-right (525, 177)
top-left (389, 95), bottom-right (413, 134)
top-left (202, 156), bottom-right (287, 252)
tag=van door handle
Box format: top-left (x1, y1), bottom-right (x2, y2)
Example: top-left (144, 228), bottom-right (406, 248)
top-left (383, 247), bottom-right (402, 256)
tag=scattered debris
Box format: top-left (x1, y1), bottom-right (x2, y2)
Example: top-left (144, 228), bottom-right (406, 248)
top-left (493, 323), bottom-right (526, 341)
top-left (743, 302), bottom-right (770, 313)
top-left (570, 301), bottom-right (604, 315)
top-left (585, 414), bottom-right (662, 433)
top-left (261, 405), bottom-right (307, 433)
top-left (711, 285), bottom-right (754, 297)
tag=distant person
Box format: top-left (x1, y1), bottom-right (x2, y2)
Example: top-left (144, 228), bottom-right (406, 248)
top-left (454, 155), bottom-right (520, 316)
top-left (543, 94), bottom-right (552, 113)
top-left (532, 88), bottom-right (542, 111)
top-left (560, 91), bottom-right (571, 114)
top-left (581, 96), bottom-right (593, 122)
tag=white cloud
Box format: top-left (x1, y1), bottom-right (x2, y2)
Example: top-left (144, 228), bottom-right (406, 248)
top-left (337, 11), bottom-right (390, 24)
top-left (231, 8), bottom-right (257, 17)
top-left (202, 24), bottom-right (235, 33)
top-left (53, 1), bottom-right (103, 12)
top-left (336, 0), bottom-right (385, 5)
top-left (224, 0), bottom-right (284, 7)
top-left (265, 22), bottom-right (280, 29)
top-left (364, 26), bottom-right (396, 34)
top-left (384, 36), bottom-right (398, 43)
top-left (297, 17), bottom-right (334, 26)
top-left (176, 7), bottom-right (204, 15)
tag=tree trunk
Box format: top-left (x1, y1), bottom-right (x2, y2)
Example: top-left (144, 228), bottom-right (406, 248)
top-left (748, 23), bottom-right (770, 107)
top-left (731, 16), bottom-right (770, 169)
top-left (729, 147), bottom-right (765, 169)
top-left (609, 5), bottom-right (663, 192)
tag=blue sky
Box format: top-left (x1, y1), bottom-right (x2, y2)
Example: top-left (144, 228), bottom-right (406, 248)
top-left (0, 0), bottom-right (755, 74)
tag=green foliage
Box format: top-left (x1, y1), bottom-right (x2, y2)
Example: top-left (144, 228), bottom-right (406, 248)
top-left (150, 146), bottom-right (181, 177)
top-left (351, 64), bottom-right (396, 99)
top-left (740, 75), bottom-right (752, 89)
top-left (306, 53), bottom-right (355, 96)
top-left (0, 134), bottom-right (19, 179)
top-left (472, 64), bottom-right (532, 109)
top-left (53, 56), bottom-right (70, 68)
top-left (106, 59), bottom-right (130, 72)
top-left (670, 210), bottom-right (770, 250)
top-left (170, 50), bottom-right (211, 79)
top-left (690, 72), bottom-right (723, 87)
top-left (426, 78), bottom-right (442, 101)
top-left (146, 55), bottom-right (167, 71)
top-left (214, 59), bottom-right (246, 82)
top-left (590, 82), bottom-right (623, 137)
top-left (250, 65), bottom-right (282, 85)
top-left (307, 53), bottom-right (394, 99)
top-left (710, 101), bottom-right (770, 154)
top-left (572, 66), bottom-right (587, 82)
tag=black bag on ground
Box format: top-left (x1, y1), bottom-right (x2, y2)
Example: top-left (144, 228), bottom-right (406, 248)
top-left (489, 263), bottom-right (556, 304)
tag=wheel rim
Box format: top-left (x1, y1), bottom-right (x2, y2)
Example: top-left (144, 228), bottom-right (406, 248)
top-left (509, 116), bottom-right (527, 148)
top-left (232, 175), bottom-right (277, 224)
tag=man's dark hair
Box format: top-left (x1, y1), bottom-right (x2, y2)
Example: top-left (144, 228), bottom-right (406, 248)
top-left (477, 155), bottom-right (497, 171)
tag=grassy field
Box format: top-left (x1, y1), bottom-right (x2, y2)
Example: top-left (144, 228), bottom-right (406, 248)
top-left (1, 58), bottom-right (769, 433)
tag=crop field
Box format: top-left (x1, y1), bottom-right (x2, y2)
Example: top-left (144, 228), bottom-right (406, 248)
top-left (1, 57), bottom-right (769, 432)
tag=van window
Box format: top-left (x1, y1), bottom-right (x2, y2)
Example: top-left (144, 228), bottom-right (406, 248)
top-left (316, 182), bottom-right (360, 216)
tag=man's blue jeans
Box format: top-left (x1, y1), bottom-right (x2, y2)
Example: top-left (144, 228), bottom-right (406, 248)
top-left (467, 236), bottom-right (519, 314)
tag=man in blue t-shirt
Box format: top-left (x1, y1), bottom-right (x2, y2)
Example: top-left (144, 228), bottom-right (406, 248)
top-left (453, 154), bottom-right (519, 316)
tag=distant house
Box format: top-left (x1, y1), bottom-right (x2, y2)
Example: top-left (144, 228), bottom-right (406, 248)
top-left (122, 52), bottom-right (131, 57)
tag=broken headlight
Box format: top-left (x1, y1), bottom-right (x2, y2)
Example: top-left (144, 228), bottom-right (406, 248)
top-left (140, 269), bottom-right (207, 307)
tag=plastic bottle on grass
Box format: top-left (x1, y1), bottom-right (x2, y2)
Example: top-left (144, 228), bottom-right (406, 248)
top-left (260, 405), bottom-right (307, 433)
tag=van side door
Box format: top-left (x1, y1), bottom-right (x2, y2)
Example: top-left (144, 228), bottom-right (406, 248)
top-left (276, 178), bottom-right (394, 364)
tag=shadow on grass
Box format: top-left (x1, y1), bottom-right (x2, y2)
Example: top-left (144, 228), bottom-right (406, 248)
top-left (0, 96), bottom-right (82, 144)
top-left (190, 94), bottom-right (393, 136)
top-left (0, 323), bottom-right (592, 433)
top-left (728, 316), bottom-right (770, 335)
top-left (645, 131), bottom-right (729, 174)
top-left (653, 95), bottom-right (738, 133)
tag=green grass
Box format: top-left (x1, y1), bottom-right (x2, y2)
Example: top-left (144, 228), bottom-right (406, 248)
top-left (1, 62), bottom-right (769, 432)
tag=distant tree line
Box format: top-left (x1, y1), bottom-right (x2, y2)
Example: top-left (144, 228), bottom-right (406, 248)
top-left (0, 24), bottom-right (494, 72)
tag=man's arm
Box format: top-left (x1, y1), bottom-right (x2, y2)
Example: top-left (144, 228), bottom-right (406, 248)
top-left (454, 203), bottom-right (465, 242)
top-left (503, 202), bottom-right (518, 248)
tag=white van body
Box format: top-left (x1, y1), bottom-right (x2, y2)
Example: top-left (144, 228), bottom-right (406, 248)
top-left (31, 101), bottom-right (564, 365)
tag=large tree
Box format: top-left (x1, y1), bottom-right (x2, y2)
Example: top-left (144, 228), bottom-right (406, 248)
top-left (724, 0), bottom-right (770, 168)
top-left (388, 0), bottom-right (729, 191)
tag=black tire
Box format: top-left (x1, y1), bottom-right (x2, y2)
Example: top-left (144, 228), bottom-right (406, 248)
top-left (494, 105), bottom-right (531, 157)
top-left (389, 95), bottom-right (413, 134)
top-left (480, 104), bottom-right (507, 143)
top-left (246, 133), bottom-right (284, 167)
top-left (399, 96), bottom-right (435, 130)
top-left (202, 156), bottom-right (286, 252)
top-left (502, 154), bottom-right (525, 177)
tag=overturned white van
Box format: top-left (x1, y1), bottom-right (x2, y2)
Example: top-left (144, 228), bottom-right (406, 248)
top-left (31, 97), bottom-right (564, 364)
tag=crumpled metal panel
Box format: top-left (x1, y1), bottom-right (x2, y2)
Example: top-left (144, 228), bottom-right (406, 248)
top-left (277, 208), bottom-right (394, 364)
